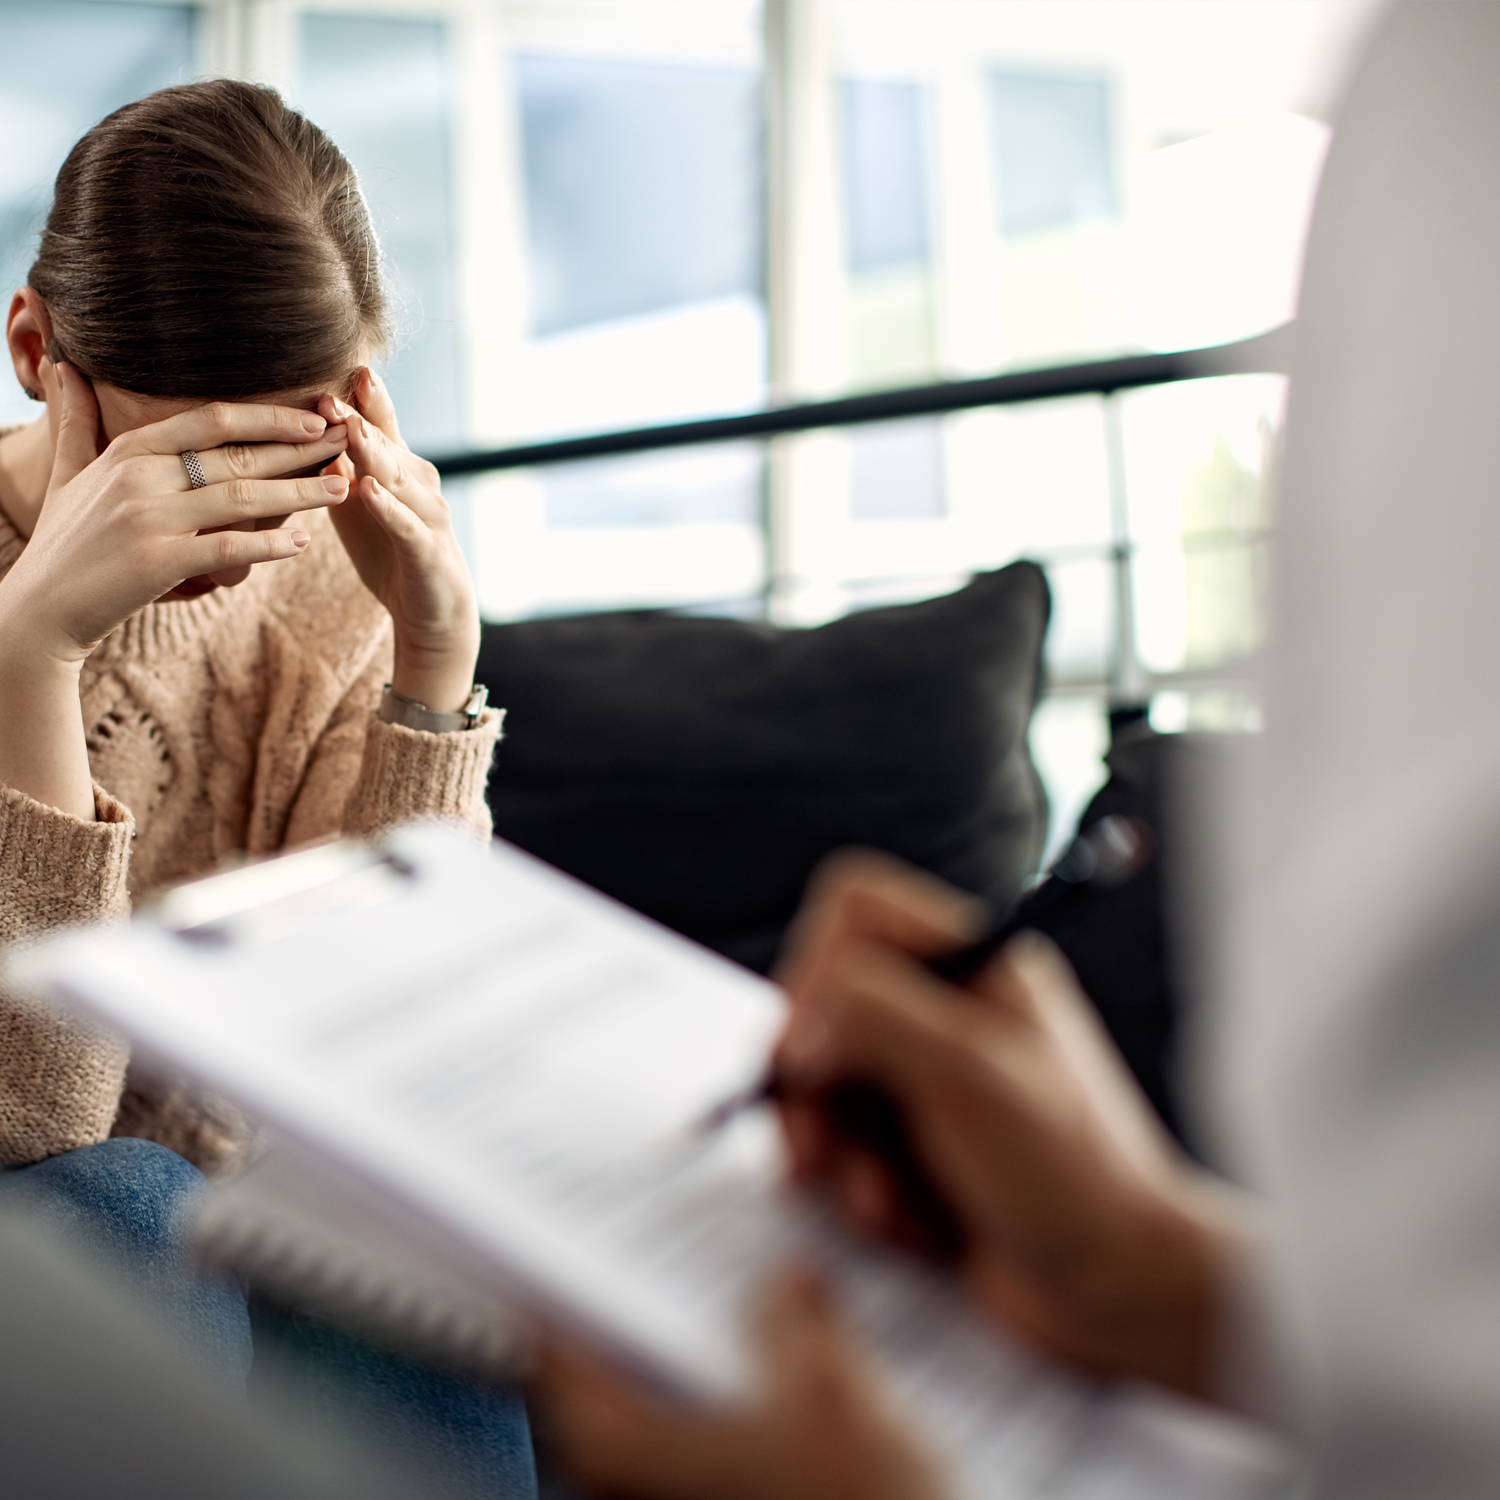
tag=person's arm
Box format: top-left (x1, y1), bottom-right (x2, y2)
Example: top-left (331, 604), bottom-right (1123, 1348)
top-left (0, 780), bottom-right (134, 1166)
top-left (319, 368), bottom-right (481, 716)
top-left (280, 630), bottom-right (502, 850)
top-left (280, 369), bottom-right (498, 844)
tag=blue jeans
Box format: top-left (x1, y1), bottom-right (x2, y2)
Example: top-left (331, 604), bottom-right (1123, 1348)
top-left (0, 1139), bottom-right (537, 1500)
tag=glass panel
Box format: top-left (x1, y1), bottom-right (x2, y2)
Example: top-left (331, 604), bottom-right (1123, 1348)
top-left (1149, 688), bottom-right (1263, 736)
top-left (0, 1), bottom-right (195, 428)
top-left (987, 70), bottom-right (1118, 239)
top-left (836, 574), bottom-right (970, 613)
top-left (543, 445), bottom-right (760, 529)
top-left (1122, 374), bottom-right (1286, 674)
top-left (296, 15), bottom-right (462, 454)
top-left (841, 78), bottom-right (931, 272)
top-left (1041, 556), bottom-right (1111, 682)
top-left (471, 443), bottom-right (765, 621)
top-left (841, 76), bottom-right (936, 388)
top-left (1132, 115), bottom-right (1328, 352)
top-left (1029, 692), bottom-right (1109, 867)
top-left (829, 1), bottom-right (1347, 381)
top-left (514, 54), bottom-right (761, 338)
top-left (991, 396), bottom-right (1111, 555)
top-left (475, 30), bottom-right (765, 621)
top-left (848, 418), bottom-right (944, 520)
top-left (766, 398), bottom-right (1110, 636)
top-left (502, 296), bottom-right (765, 440)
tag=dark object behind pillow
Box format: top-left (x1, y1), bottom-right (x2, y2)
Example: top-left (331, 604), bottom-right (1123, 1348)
top-left (1030, 726), bottom-right (1243, 1155)
top-left (478, 563), bottom-right (1051, 973)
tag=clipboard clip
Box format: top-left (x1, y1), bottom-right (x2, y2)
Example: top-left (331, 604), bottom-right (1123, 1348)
top-left (151, 840), bottom-right (416, 948)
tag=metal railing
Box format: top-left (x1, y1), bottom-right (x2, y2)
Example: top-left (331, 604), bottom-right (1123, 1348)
top-left (429, 325), bottom-right (1291, 478)
top-left (435, 324), bottom-right (1291, 711)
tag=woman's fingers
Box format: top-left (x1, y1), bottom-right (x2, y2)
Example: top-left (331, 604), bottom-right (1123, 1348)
top-left (321, 451), bottom-right (357, 483)
top-left (167, 472), bottom-right (348, 531)
top-left (344, 410), bottom-right (442, 514)
top-left (177, 524), bottom-right (311, 580)
top-left (189, 427), bottom-right (349, 487)
top-left (354, 365), bottom-right (404, 447)
top-left (129, 400), bottom-right (331, 459)
top-left (45, 363), bottom-right (103, 492)
top-left (355, 474), bottom-right (427, 543)
top-left (335, 380), bottom-right (446, 522)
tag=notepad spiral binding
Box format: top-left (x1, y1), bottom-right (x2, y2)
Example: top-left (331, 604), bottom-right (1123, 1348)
top-left (195, 1176), bottom-right (533, 1384)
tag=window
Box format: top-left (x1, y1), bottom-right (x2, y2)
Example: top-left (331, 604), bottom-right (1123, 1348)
top-left (295, 15), bottom-right (463, 453)
top-left (841, 77), bottom-right (930, 275)
top-left (489, 38), bottom-right (768, 618)
top-left (987, 70), bottom-right (1117, 238)
top-left (0, 0), bottom-right (1376, 858)
top-left (0, 0), bottom-right (196, 430)
top-left (515, 54), bottom-right (761, 337)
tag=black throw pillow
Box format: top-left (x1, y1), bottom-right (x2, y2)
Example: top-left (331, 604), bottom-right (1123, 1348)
top-left (477, 561), bottom-right (1051, 974)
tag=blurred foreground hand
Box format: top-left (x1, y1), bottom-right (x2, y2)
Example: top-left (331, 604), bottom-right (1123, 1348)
top-left (537, 1269), bottom-right (949, 1500)
top-left (774, 850), bottom-right (1250, 1401)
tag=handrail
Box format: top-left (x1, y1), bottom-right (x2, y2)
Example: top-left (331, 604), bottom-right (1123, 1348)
top-left (430, 324), bottom-right (1292, 478)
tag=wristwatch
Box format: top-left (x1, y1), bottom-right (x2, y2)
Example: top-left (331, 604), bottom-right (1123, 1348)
top-left (378, 683), bottom-right (489, 734)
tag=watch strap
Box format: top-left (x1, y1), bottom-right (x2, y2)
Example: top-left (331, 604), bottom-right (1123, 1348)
top-left (378, 683), bottom-right (489, 734)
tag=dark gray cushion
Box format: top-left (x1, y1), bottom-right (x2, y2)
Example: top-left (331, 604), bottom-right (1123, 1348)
top-left (477, 561), bottom-right (1051, 973)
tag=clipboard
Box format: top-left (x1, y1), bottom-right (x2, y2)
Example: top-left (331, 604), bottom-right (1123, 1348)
top-left (10, 825), bottom-right (1294, 1500)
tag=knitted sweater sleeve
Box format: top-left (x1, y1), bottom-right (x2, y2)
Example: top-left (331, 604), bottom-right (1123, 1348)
top-left (0, 783), bottom-right (133, 1167)
top-left (281, 648), bottom-right (502, 851)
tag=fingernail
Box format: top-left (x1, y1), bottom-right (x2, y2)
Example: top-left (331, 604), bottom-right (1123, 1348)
top-left (291, 531), bottom-right (310, 549)
top-left (301, 413), bottom-right (327, 434)
top-left (330, 397), bottom-right (353, 420)
top-left (323, 475), bottom-right (349, 497)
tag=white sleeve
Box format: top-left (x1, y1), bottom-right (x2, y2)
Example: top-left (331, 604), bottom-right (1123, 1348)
top-left (1215, 3), bottom-right (1500, 1494)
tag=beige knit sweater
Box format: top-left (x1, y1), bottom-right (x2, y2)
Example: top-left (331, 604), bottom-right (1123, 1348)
top-left (0, 490), bottom-right (502, 1173)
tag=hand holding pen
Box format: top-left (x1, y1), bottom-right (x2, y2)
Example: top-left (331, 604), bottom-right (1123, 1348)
top-left (698, 817), bottom-right (1155, 1259)
top-left (750, 838), bottom-right (1235, 1399)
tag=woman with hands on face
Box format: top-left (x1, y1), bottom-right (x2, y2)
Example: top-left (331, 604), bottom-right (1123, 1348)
top-left (538, 851), bottom-right (1257, 1500)
top-left (0, 80), bottom-right (496, 1178)
top-left (0, 75), bottom-right (535, 1500)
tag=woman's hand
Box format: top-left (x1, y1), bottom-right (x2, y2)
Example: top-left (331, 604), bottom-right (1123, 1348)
top-left (320, 368), bottom-right (480, 716)
top-left (772, 851), bottom-right (1248, 1402)
top-left (4, 363), bottom-right (348, 662)
top-left (536, 1269), bottom-right (949, 1500)
top-left (0, 362), bottom-right (349, 819)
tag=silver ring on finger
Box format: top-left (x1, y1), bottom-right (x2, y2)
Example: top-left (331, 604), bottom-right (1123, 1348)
top-left (181, 450), bottom-right (208, 490)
